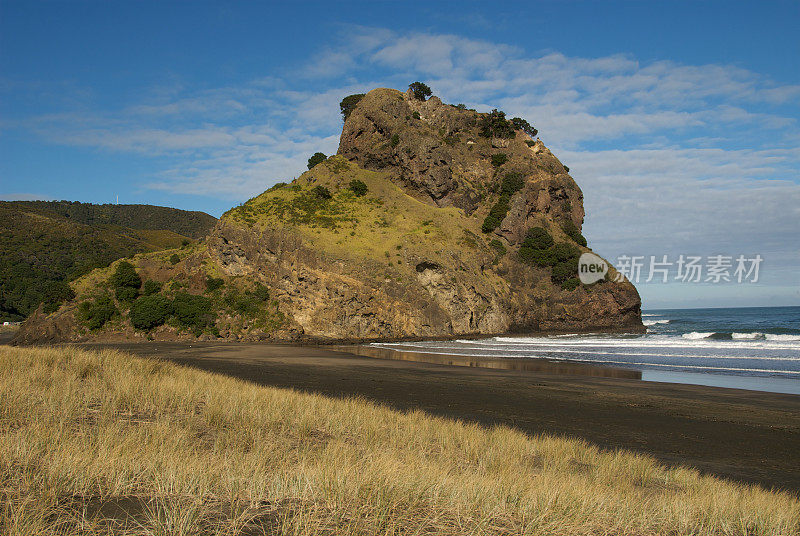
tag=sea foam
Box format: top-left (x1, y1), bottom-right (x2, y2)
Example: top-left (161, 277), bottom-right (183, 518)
top-left (682, 332), bottom-right (715, 340)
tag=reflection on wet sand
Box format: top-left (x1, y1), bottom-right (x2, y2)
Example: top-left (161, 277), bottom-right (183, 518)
top-left (342, 345), bottom-right (642, 380)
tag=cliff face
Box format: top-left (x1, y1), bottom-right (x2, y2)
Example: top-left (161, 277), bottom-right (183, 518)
top-left (14, 87), bottom-right (642, 344)
top-left (338, 88), bottom-right (585, 233)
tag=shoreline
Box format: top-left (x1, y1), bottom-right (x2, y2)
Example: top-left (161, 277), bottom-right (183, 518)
top-left (7, 319), bottom-right (646, 347)
top-left (73, 340), bottom-right (800, 493)
top-left (353, 342), bottom-right (800, 396)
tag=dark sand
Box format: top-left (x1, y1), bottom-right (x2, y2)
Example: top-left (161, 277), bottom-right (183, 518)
top-left (82, 341), bottom-right (800, 494)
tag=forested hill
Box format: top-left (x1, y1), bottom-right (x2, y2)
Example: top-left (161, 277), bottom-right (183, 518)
top-left (8, 201), bottom-right (216, 239)
top-left (0, 201), bottom-right (217, 322)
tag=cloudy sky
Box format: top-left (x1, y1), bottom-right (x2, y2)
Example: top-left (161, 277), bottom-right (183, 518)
top-left (1, 1), bottom-right (798, 308)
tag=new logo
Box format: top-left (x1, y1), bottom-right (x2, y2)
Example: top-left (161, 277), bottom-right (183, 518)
top-left (578, 252), bottom-right (608, 284)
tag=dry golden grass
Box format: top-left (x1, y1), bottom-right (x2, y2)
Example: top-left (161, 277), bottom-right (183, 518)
top-left (1, 345), bottom-right (798, 535)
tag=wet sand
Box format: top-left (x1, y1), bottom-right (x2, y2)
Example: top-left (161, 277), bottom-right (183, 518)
top-left (83, 341), bottom-right (800, 494)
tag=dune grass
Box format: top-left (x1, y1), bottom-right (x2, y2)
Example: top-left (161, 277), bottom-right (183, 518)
top-left (1, 345), bottom-right (798, 535)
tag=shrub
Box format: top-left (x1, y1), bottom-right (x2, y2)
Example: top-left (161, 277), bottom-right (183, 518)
top-left (412, 111), bottom-right (421, 120)
top-left (408, 81), bottom-right (432, 101)
top-left (307, 152), bottom-right (327, 170)
top-left (491, 153), bottom-right (508, 167)
top-left (205, 276), bottom-right (224, 292)
top-left (500, 172), bottom-right (524, 196)
top-left (268, 182), bottom-right (287, 191)
top-left (479, 109), bottom-right (515, 139)
top-left (482, 195), bottom-right (511, 233)
top-left (40, 281), bottom-right (75, 314)
top-left (562, 220), bottom-right (587, 247)
top-left (252, 283), bottom-right (270, 301)
top-left (489, 239), bottom-right (506, 256)
top-left (518, 246), bottom-right (536, 265)
top-left (525, 140), bottom-right (536, 147)
top-left (564, 165), bottom-right (570, 173)
top-left (390, 133), bottom-right (400, 147)
top-left (551, 257), bottom-right (579, 284)
top-left (522, 227), bottom-right (554, 251)
top-left (510, 117), bottom-right (538, 138)
top-left (517, 228), bottom-right (580, 284)
top-left (349, 179), bottom-right (368, 197)
top-left (78, 295), bottom-right (117, 330)
top-left (489, 196), bottom-right (511, 218)
top-left (340, 93), bottom-right (365, 121)
top-left (561, 277), bottom-right (581, 291)
top-left (114, 286), bottom-right (138, 302)
top-left (536, 249), bottom-right (557, 267)
top-left (110, 261), bottom-right (140, 288)
top-left (482, 174), bottom-right (525, 234)
top-left (311, 185), bottom-right (332, 199)
top-left (129, 294), bottom-right (172, 331)
top-left (169, 253), bottom-right (181, 265)
top-left (223, 289), bottom-right (257, 316)
top-left (223, 283), bottom-right (271, 317)
top-left (455, 103), bottom-right (467, 110)
top-left (482, 215), bottom-right (501, 233)
top-left (142, 280), bottom-right (162, 296)
top-left (172, 292), bottom-right (214, 331)
top-left (551, 242), bottom-right (581, 263)
top-left (109, 261), bottom-right (141, 302)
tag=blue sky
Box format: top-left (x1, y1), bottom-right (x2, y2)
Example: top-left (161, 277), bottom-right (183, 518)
top-left (1, 1), bottom-right (798, 309)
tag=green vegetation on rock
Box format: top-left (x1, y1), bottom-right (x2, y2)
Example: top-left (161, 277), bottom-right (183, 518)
top-left (78, 294), bottom-right (117, 330)
top-left (129, 294), bottom-right (172, 330)
top-left (482, 196), bottom-right (511, 233)
top-left (349, 179), bottom-right (368, 197)
top-left (307, 152), bottom-right (327, 169)
top-left (482, 173), bottom-right (526, 233)
top-left (510, 117), bottom-right (538, 138)
top-left (340, 93), bottom-right (365, 121)
top-left (500, 172), bottom-right (524, 196)
top-left (479, 109), bottom-right (516, 139)
top-left (408, 81), bottom-right (432, 101)
top-left (172, 292), bottom-right (214, 334)
top-left (522, 227), bottom-right (555, 250)
top-left (205, 276), bottom-right (225, 292)
top-left (222, 283), bottom-right (270, 317)
top-left (519, 227), bottom-right (582, 289)
top-left (109, 261), bottom-right (141, 302)
top-left (562, 220), bottom-right (588, 247)
top-left (142, 280), bottom-right (162, 296)
top-left (312, 185), bottom-right (333, 200)
top-left (491, 153), bottom-right (508, 167)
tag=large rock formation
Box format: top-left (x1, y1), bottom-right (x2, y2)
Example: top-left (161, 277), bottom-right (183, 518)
top-left (14, 87), bottom-right (642, 344)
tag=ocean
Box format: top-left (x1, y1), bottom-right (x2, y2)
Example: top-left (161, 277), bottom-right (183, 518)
top-left (370, 306), bottom-right (800, 395)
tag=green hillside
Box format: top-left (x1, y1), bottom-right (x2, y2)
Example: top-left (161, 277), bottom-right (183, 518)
top-left (0, 201), bottom-right (217, 322)
top-left (8, 200), bottom-right (216, 238)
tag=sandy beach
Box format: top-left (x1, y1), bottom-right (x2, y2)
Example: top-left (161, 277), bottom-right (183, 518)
top-left (81, 341), bottom-right (800, 494)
